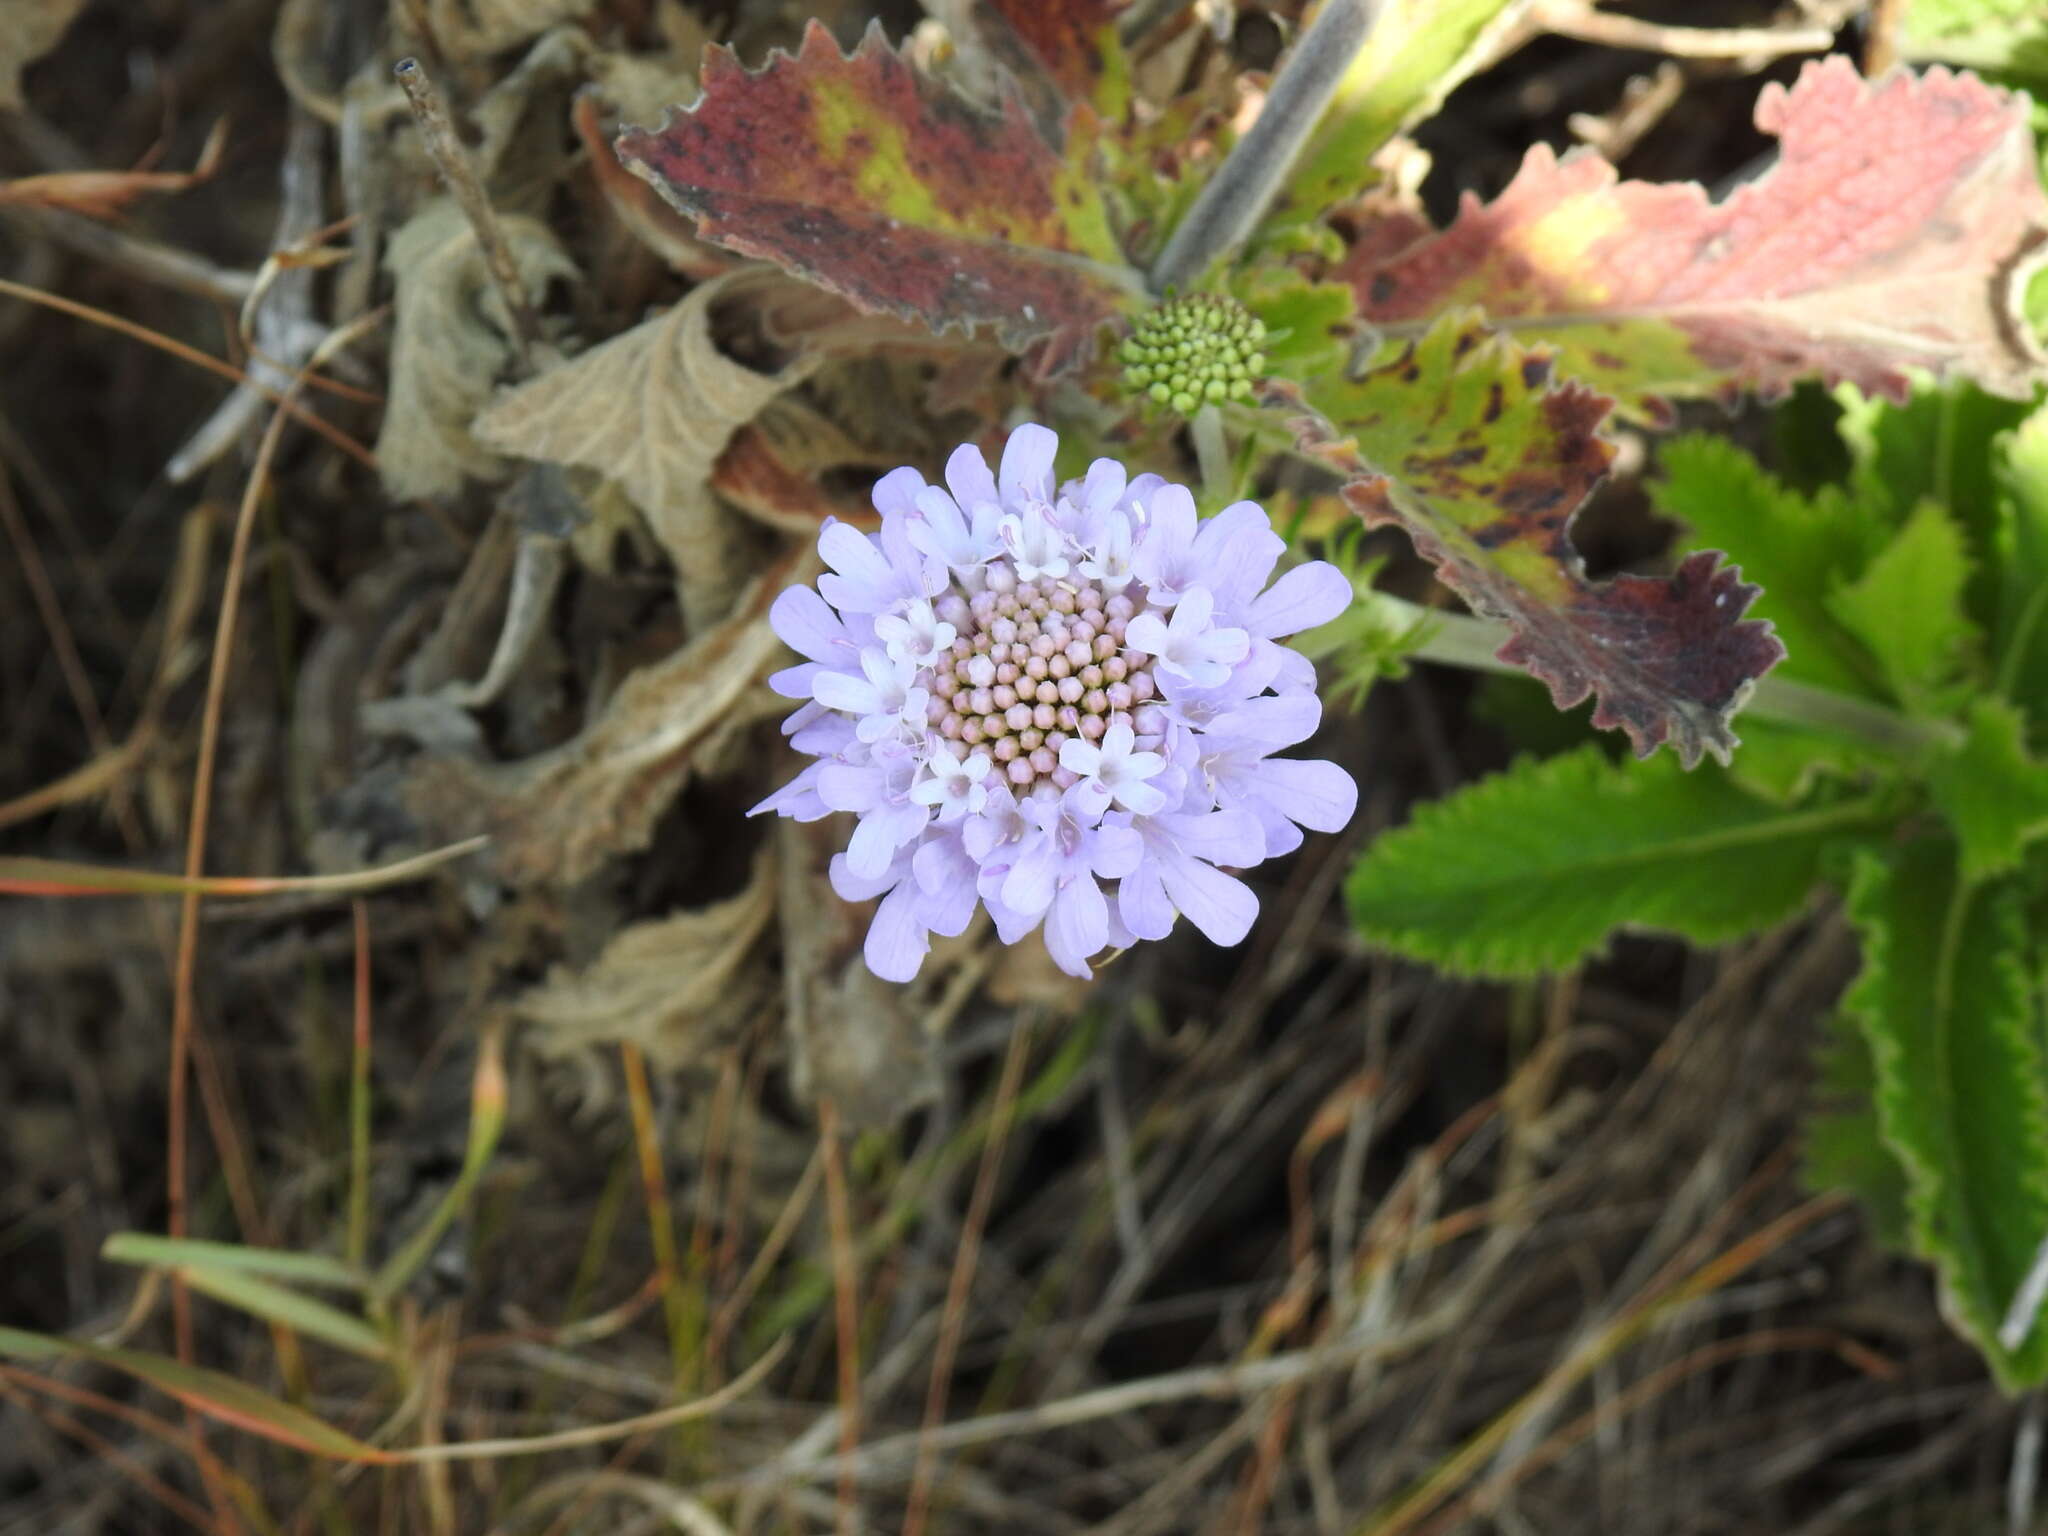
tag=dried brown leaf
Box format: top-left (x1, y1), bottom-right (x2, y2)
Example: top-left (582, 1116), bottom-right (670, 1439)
top-left (574, 88), bottom-right (731, 279)
top-left (473, 267), bottom-right (822, 626)
top-left (402, 546), bottom-right (811, 887)
top-left (712, 402), bottom-right (892, 537)
top-left (376, 199), bottom-right (578, 500)
top-left (516, 845), bottom-right (777, 1069)
top-left (0, 0), bottom-right (88, 109)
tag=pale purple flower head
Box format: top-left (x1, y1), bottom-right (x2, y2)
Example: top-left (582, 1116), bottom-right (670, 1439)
top-left (752, 425), bottom-right (1358, 983)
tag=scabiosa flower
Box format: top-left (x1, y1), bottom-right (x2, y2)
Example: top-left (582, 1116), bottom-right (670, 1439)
top-left (752, 425), bottom-right (1358, 983)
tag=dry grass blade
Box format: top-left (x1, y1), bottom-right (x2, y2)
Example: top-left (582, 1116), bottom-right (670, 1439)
top-left (902, 1018), bottom-right (1035, 1536)
top-left (0, 276), bottom-right (379, 467)
top-left (0, 117), bottom-right (229, 219)
top-left (0, 836), bottom-right (487, 897)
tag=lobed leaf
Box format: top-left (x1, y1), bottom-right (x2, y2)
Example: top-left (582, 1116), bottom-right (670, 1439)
top-left (1340, 59), bottom-right (2048, 420)
top-left (402, 549), bottom-right (807, 888)
top-left (515, 844), bottom-right (778, 1070)
top-left (1823, 499), bottom-right (1979, 715)
top-left (1653, 434), bottom-right (1890, 700)
top-left (1835, 379), bottom-right (2037, 631)
top-left (1843, 838), bottom-right (2048, 1388)
top-left (1281, 314), bottom-right (1783, 766)
top-left (377, 200), bottom-right (578, 500)
top-left (1804, 1008), bottom-right (1913, 1252)
top-left (615, 20), bottom-right (1142, 371)
top-left (1925, 699), bottom-right (2048, 882)
top-left (473, 267), bottom-right (825, 628)
top-left (1346, 744), bottom-right (1882, 977)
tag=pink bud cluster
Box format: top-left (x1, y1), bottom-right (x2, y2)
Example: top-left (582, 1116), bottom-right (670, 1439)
top-left (928, 579), bottom-right (1159, 790)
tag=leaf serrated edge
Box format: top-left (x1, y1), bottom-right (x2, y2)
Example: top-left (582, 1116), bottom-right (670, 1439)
top-left (1847, 843), bottom-right (2048, 1386)
top-left (1348, 747), bottom-right (1880, 978)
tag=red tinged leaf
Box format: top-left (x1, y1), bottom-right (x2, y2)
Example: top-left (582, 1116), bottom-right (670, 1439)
top-left (1280, 315), bottom-right (1784, 767)
top-left (1341, 59), bottom-right (2048, 419)
top-left (615, 20), bottom-right (1142, 372)
top-left (969, 0), bottom-right (1130, 128)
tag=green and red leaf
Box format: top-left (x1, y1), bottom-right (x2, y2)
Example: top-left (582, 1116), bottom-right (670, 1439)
top-left (616, 20), bottom-right (1142, 372)
top-left (1281, 314), bottom-right (1783, 766)
top-left (968, 0), bottom-right (1131, 132)
top-left (1340, 59), bottom-right (2048, 421)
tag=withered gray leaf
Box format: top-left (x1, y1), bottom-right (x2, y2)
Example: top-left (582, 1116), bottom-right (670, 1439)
top-left (1, 0), bottom-right (88, 109)
top-left (377, 199), bottom-right (578, 500)
top-left (403, 546), bottom-right (812, 886)
top-left (516, 844), bottom-right (777, 1069)
top-left (472, 267), bottom-right (824, 626)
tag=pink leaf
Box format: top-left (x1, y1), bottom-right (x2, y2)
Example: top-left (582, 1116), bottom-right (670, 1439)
top-left (1342, 59), bottom-right (2048, 420)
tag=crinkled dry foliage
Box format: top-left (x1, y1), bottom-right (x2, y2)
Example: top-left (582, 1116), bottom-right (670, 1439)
top-left (0, 1), bottom-right (2041, 1533)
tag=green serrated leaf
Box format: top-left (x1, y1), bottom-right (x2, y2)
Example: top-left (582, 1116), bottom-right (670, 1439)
top-left (1844, 838), bottom-right (2048, 1388)
top-left (1994, 397), bottom-right (2048, 711)
top-left (1230, 263), bottom-right (1356, 383)
top-left (1824, 499), bottom-right (1980, 715)
top-left (1804, 1006), bottom-right (1913, 1251)
top-left (1346, 745), bottom-right (1884, 977)
top-left (1654, 434), bottom-right (1889, 699)
top-left (1837, 380), bottom-right (2036, 531)
top-left (1926, 699), bottom-right (2048, 882)
top-left (1719, 716), bottom-right (1894, 807)
top-left (1837, 378), bottom-right (2039, 628)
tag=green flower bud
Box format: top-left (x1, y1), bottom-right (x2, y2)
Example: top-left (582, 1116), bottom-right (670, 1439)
top-left (1118, 293), bottom-right (1270, 418)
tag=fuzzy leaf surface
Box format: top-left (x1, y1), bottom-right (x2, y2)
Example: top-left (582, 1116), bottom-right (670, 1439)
top-left (1283, 315), bottom-right (1783, 766)
top-left (1341, 59), bottom-right (2048, 420)
top-left (1844, 838), bottom-right (2048, 1387)
top-left (1346, 745), bottom-right (1877, 977)
top-left (1926, 699), bottom-right (2048, 881)
top-left (615, 20), bottom-right (1140, 370)
top-left (1805, 1008), bottom-right (1914, 1252)
top-left (376, 200), bottom-right (578, 500)
top-left (473, 267), bottom-right (821, 623)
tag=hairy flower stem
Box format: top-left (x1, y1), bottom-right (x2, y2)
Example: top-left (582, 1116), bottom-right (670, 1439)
top-left (1148, 0), bottom-right (1383, 293)
top-left (1363, 590), bottom-right (1964, 761)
